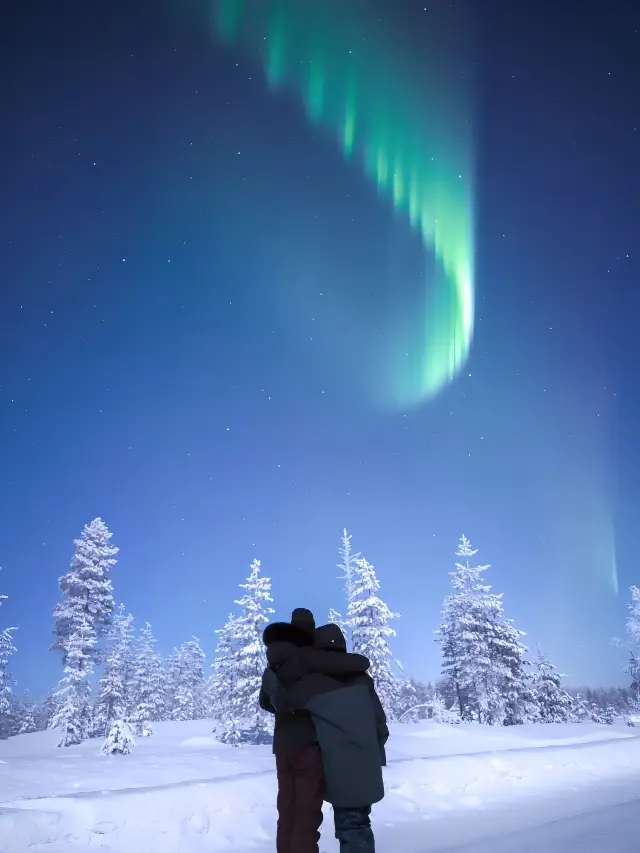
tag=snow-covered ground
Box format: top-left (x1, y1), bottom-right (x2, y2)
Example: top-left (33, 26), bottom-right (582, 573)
top-left (1, 720), bottom-right (640, 852)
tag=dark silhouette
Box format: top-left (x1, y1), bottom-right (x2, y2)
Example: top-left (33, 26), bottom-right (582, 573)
top-left (260, 609), bottom-right (388, 853)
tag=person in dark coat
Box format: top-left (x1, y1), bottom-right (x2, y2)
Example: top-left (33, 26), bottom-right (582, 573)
top-left (258, 608), bottom-right (323, 853)
top-left (262, 619), bottom-right (389, 853)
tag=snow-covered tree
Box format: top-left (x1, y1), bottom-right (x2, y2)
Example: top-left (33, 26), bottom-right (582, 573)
top-left (396, 679), bottom-right (432, 722)
top-left (327, 608), bottom-right (347, 634)
top-left (570, 692), bottom-right (590, 723)
top-left (40, 690), bottom-right (58, 732)
top-left (626, 586), bottom-right (640, 644)
top-left (13, 690), bottom-right (36, 735)
top-left (529, 647), bottom-right (572, 723)
top-left (128, 622), bottom-right (166, 734)
top-left (0, 591), bottom-right (17, 741)
top-left (436, 535), bottom-right (532, 726)
top-left (101, 720), bottom-right (135, 755)
top-left (493, 618), bottom-right (536, 726)
top-left (623, 587), bottom-right (640, 704)
top-left (167, 638), bottom-right (206, 722)
top-left (216, 559), bottom-right (275, 745)
top-left (429, 691), bottom-right (460, 724)
top-left (208, 613), bottom-right (239, 723)
top-left (93, 604), bottom-right (135, 737)
top-left (348, 556), bottom-right (401, 718)
top-left (52, 518), bottom-right (118, 659)
top-left (50, 615), bottom-right (97, 746)
top-left (337, 529), bottom-right (360, 643)
top-left (626, 652), bottom-right (640, 710)
top-left (50, 518), bottom-right (118, 746)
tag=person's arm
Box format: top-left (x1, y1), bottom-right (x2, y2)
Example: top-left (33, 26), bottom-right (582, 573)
top-left (259, 685), bottom-right (275, 714)
top-left (259, 667), bottom-right (282, 714)
top-left (366, 675), bottom-right (390, 750)
top-left (276, 649), bottom-right (370, 686)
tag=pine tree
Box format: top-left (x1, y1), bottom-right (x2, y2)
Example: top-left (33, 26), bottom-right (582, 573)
top-left (51, 615), bottom-right (97, 746)
top-left (93, 604), bottom-right (134, 737)
top-left (626, 652), bottom-right (640, 709)
top-left (626, 586), bottom-right (640, 645)
top-left (436, 535), bottom-right (532, 726)
top-left (51, 518), bottom-right (118, 747)
top-left (337, 529), bottom-right (361, 644)
top-left (492, 617), bottom-right (536, 726)
top-left (0, 591), bottom-right (17, 741)
top-left (348, 556), bottom-right (401, 718)
top-left (328, 608), bottom-right (347, 635)
top-left (16, 690), bottom-right (36, 735)
top-left (570, 692), bottom-right (590, 723)
top-left (168, 638), bottom-right (206, 722)
top-left (165, 648), bottom-right (181, 720)
top-left (208, 613), bottom-right (239, 724)
top-left (530, 647), bottom-right (572, 723)
top-left (429, 692), bottom-right (460, 724)
top-left (128, 622), bottom-right (166, 734)
top-left (624, 587), bottom-right (640, 704)
top-left (41, 690), bottom-right (59, 731)
top-left (217, 559), bottom-right (275, 745)
top-left (101, 720), bottom-right (135, 755)
top-left (396, 679), bottom-right (431, 722)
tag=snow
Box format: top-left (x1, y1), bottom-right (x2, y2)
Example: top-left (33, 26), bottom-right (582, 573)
top-left (1, 719), bottom-right (640, 852)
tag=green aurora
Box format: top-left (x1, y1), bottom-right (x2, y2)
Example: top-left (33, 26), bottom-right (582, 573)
top-left (212, 0), bottom-right (475, 407)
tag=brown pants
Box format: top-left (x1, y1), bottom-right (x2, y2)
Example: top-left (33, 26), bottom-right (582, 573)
top-left (275, 743), bottom-right (325, 853)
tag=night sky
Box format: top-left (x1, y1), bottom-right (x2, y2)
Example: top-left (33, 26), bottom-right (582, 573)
top-left (1, 0), bottom-right (638, 697)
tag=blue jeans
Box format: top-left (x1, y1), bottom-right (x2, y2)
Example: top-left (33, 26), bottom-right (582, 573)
top-left (333, 806), bottom-right (374, 853)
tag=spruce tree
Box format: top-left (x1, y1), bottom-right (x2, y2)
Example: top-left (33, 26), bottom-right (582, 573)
top-left (348, 556), bottom-right (401, 718)
top-left (102, 720), bottom-right (135, 755)
top-left (217, 559), bottom-right (274, 745)
top-left (491, 617), bottom-right (536, 726)
top-left (14, 690), bottom-right (37, 735)
top-left (93, 604), bottom-right (135, 736)
top-left (51, 615), bottom-right (97, 746)
top-left (396, 679), bottom-right (430, 722)
top-left (169, 638), bottom-right (206, 722)
top-left (530, 647), bottom-right (572, 723)
top-left (570, 692), bottom-right (590, 722)
top-left (51, 518), bottom-right (118, 746)
top-left (327, 608), bottom-right (347, 635)
top-left (436, 535), bottom-right (532, 725)
top-left (337, 529), bottom-right (360, 643)
top-left (208, 613), bottom-right (239, 724)
top-left (0, 591), bottom-right (17, 741)
top-left (624, 587), bottom-right (640, 705)
top-left (129, 622), bottom-right (166, 734)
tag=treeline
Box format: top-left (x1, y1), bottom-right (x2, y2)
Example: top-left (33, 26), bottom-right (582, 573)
top-left (0, 521), bottom-right (638, 747)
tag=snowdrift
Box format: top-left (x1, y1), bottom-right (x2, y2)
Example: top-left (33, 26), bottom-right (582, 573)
top-left (1, 720), bottom-right (639, 852)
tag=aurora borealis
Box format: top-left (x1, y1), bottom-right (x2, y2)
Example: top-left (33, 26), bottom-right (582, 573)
top-left (213, 0), bottom-right (475, 408)
top-left (2, 0), bottom-right (638, 696)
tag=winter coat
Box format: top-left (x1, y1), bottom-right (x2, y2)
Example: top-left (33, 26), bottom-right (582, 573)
top-left (262, 622), bottom-right (389, 808)
top-left (258, 621), bottom-right (318, 756)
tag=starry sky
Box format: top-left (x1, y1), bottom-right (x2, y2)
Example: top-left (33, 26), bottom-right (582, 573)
top-left (1, 0), bottom-right (638, 698)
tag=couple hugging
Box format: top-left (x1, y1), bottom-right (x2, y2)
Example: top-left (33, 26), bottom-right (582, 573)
top-left (259, 607), bottom-right (388, 853)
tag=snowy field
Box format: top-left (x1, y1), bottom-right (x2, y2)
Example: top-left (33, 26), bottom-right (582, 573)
top-left (1, 720), bottom-right (640, 853)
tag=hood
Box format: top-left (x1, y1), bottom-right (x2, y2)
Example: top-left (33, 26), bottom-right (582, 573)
top-left (314, 622), bottom-right (347, 652)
